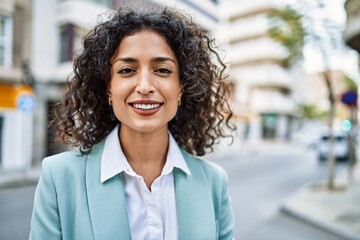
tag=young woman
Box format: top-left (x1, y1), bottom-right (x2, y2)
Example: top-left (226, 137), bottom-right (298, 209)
top-left (30, 6), bottom-right (235, 240)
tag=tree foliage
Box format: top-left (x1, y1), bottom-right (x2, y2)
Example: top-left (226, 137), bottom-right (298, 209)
top-left (268, 6), bottom-right (306, 67)
top-left (298, 104), bottom-right (328, 119)
top-left (342, 75), bottom-right (358, 91)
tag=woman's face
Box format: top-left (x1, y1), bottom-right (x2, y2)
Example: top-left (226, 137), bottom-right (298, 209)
top-left (109, 30), bottom-right (181, 134)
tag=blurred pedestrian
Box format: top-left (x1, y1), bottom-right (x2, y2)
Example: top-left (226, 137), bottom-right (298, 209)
top-left (29, 5), bottom-right (235, 240)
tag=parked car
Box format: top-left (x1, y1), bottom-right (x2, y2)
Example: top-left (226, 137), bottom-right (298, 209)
top-left (318, 130), bottom-right (350, 161)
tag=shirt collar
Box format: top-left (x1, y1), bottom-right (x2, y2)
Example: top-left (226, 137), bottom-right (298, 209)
top-left (163, 133), bottom-right (191, 176)
top-left (101, 125), bottom-right (191, 183)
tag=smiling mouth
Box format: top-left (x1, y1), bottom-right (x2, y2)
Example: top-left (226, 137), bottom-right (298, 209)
top-left (128, 101), bottom-right (163, 116)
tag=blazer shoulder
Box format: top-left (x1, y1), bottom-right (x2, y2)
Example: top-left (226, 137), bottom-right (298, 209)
top-left (43, 150), bottom-right (85, 164)
top-left (41, 150), bottom-right (87, 176)
top-left (181, 149), bottom-right (228, 182)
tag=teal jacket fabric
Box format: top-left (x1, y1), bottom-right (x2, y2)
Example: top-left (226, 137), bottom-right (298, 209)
top-left (29, 141), bottom-right (234, 240)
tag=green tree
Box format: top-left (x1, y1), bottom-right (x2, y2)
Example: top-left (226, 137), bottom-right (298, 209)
top-left (343, 75), bottom-right (358, 92)
top-left (268, 6), bottom-right (306, 66)
top-left (298, 104), bottom-right (328, 119)
top-left (268, 4), bottom-right (342, 189)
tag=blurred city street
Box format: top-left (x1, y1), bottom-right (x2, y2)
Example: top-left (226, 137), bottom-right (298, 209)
top-left (210, 140), bottom-right (351, 240)
top-left (0, 140), bottom-right (353, 240)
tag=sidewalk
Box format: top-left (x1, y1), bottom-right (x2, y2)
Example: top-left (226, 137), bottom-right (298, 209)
top-left (282, 165), bottom-right (360, 240)
top-left (0, 167), bottom-right (41, 190)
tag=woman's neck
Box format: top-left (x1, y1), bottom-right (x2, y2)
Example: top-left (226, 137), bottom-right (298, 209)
top-left (119, 126), bottom-right (169, 189)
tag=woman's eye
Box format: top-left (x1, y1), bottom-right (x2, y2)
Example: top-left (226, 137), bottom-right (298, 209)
top-left (118, 68), bottom-right (135, 74)
top-left (156, 68), bottom-right (172, 74)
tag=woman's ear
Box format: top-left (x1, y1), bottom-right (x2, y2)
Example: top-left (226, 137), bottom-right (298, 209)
top-left (107, 85), bottom-right (112, 97)
top-left (179, 85), bottom-right (183, 96)
top-left (178, 87), bottom-right (183, 106)
top-left (107, 87), bottom-right (112, 105)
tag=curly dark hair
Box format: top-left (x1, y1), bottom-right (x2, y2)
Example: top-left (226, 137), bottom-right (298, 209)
top-left (54, 7), bottom-right (235, 156)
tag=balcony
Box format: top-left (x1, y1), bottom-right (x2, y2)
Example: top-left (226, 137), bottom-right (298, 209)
top-left (222, 0), bottom-right (285, 21)
top-left (225, 14), bottom-right (269, 43)
top-left (232, 64), bottom-right (292, 89)
top-left (228, 37), bottom-right (288, 66)
top-left (250, 89), bottom-right (296, 114)
top-left (56, 0), bottom-right (111, 28)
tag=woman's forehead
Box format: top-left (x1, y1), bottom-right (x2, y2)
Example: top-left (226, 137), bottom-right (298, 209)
top-left (112, 30), bottom-right (177, 63)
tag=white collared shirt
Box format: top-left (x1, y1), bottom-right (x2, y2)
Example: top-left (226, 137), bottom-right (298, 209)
top-left (101, 125), bottom-right (191, 240)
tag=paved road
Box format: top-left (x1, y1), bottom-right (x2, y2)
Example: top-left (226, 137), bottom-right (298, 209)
top-left (210, 140), bottom-right (349, 240)
top-left (0, 185), bottom-right (36, 240)
top-left (0, 141), bottom-right (350, 240)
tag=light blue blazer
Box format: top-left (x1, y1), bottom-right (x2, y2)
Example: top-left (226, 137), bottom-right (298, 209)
top-left (29, 140), bottom-right (234, 240)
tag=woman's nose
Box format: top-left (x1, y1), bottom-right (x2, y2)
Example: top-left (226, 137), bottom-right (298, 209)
top-left (135, 70), bottom-right (155, 94)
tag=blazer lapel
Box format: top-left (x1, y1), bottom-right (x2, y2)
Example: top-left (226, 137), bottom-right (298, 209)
top-left (174, 150), bottom-right (216, 240)
top-left (85, 141), bottom-right (131, 240)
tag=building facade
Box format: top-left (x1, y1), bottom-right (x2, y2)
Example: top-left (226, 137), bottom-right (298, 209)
top-left (0, 0), bottom-right (34, 171)
top-left (219, 0), bottom-right (303, 141)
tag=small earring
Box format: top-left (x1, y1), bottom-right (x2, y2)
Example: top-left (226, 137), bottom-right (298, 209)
top-left (108, 96), bottom-right (115, 121)
top-left (178, 96), bottom-right (182, 106)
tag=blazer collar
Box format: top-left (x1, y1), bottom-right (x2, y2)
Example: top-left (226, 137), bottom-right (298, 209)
top-left (85, 141), bottom-right (131, 240)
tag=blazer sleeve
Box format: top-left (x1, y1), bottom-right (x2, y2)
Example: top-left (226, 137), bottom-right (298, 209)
top-left (29, 158), bottom-right (62, 240)
top-left (219, 171), bottom-right (235, 240)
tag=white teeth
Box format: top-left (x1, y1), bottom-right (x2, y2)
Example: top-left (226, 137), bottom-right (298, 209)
top-left (133, 103), bottom-right (160, 110)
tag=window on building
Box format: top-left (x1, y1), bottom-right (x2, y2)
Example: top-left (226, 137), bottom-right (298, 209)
top-left (59, 24), bottom-right (74, 62)
top-left (0, 14), bottom-right (12, 67)
top-left (12, 5), bottom-right (26, 68)
top-left (59, 24), bottom-right (83, 62)
top-left (262, 113), bottom-right (277, 139)
top-left (0, 45), bottom-right (3, 65)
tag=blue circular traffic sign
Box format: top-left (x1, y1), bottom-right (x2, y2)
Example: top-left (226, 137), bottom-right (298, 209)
top-left (17, 94), bottom-right (36, 112)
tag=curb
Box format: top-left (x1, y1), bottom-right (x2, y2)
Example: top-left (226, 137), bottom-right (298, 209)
top-left (281, 203), bottom-right (360, 240)
top-left (280, 174), bottom-right (360, 240)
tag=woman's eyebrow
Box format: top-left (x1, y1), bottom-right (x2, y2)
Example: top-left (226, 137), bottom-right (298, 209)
top-left (113, 57), bottom-right (137, 64)
top-left (152, 57), bottom-right (176, 64)
top-left (112, 56), bottom-right (176, 64)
